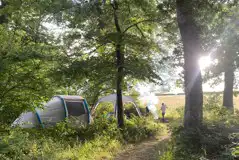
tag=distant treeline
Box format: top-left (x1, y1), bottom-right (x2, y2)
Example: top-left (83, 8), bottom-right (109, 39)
top-left (156, 91), bottom-right (239, 96)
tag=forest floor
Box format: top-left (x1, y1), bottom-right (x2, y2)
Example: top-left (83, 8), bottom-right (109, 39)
top-left (113, 117), bottom-right (173, 160)
top-left (113, 124), bottom-right (239, 160)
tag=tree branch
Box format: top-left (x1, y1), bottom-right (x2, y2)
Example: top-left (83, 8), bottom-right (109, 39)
top-left (136, 24), bottom-right (146, 38)
top-left (123, 17), bottom-right (169, 34)
top-left (123, 19), bottom-right (156, 34)
top-left (111, 1), bottom-right (121, 33)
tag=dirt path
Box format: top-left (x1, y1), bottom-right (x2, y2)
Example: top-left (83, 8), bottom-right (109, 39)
top-left (114, 135), bottom-right (170, 160)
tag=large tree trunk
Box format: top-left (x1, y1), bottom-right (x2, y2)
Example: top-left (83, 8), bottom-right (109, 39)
top-left (176, 0), bottom-right (203, 128)
top-left (112, 0), bottom-right (124, 128)
top-left (223, 65), bottom-right (234, 110)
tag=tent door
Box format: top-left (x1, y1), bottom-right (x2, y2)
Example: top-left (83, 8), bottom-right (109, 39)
top-left (65, 100), bottom-right (86, 117)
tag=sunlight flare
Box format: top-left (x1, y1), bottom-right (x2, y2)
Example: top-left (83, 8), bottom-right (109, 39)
top-left (199, 56), bottom-right (212, 70)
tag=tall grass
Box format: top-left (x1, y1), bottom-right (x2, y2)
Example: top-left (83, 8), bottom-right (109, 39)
top-left (0, 116), bottom-right (167, 160)
top-left (159, 94), bottom-right (239, 160)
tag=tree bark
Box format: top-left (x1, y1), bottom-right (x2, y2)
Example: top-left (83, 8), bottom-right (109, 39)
top-left (223, 65), bottom-right (234, 110)
top-left (116, 44), bottom-right (124, 128)
top-left (0, 0), bottom-right (7, 24)
top-left (112, 0), bottom-right (124, 128)
top-left (176, 0), bottom-right (203, 128)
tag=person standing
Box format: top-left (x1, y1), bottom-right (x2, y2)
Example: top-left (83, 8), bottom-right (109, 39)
top-left (161, 103), bottom-right (167, 122)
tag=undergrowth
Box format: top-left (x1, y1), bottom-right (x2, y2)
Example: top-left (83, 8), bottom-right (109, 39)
top-left (160, 94), bottom-right (239, 160)
top-left (0, 116), bottom-right (167, 160)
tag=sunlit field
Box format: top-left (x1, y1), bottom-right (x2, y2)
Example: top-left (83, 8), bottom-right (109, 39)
top-left (158, 95), bottom-right (185, 108)
top-left (158, 95), bottom-right (239, 110)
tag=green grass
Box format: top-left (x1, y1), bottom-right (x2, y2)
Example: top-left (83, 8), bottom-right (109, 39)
top-left (1, 94), bottom-right (239, 160)
top-left (159, 94), bottom-right (239, 160)
top-left (0, 116), bottom-right (168, 160)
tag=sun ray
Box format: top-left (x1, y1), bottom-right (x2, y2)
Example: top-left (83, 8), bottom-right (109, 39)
top-left (199, 56), bottom-right (212, 70)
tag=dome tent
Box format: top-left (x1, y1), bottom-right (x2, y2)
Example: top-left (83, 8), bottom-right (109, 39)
top-left (93, 94), bottom-right (142, 117)
top-left (12, 95), bottom-right (91, 128)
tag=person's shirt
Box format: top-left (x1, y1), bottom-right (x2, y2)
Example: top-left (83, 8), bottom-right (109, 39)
top-left (161, 104), bottom-right (167, 113)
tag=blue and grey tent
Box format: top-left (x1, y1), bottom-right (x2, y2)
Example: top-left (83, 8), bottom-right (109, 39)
top-left (12, 95), bottom-right (91, 128)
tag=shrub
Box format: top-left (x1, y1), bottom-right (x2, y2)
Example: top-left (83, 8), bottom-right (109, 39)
top-left (229, 133), bottom-right (239, 159)
top-left (204, 94), bottom-right (239, 127)
top-left (123, 116), bottom-right (166, 142)
top-left (0, 115), bottom-right (167, 160)
top-left (159, 124), bottom-right (239, 160)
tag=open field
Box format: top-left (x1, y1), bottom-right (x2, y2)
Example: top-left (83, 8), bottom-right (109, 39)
top-left (158, 95), bottom-right (239, 110)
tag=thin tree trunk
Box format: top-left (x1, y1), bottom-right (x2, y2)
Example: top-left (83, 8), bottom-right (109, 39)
top-left (223, 65), bottom-right (234, 110)
top-left (0, 0), bottom-right (7, 24)
top-left (112, 0), bottom-right (124, 128)
top-left (95, 0), bottom-right (105, 30)
top-left (116, 44), bottom-right (124, 128)
top-left (176, 0), bottom-right (203, 128)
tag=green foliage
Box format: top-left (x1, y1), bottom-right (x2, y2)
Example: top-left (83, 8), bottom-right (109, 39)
top-left (0, 1), bottom-right (62, 124)
top-left (0, 26), bottom-right (57, 123)
top-left (204, 94), bottom-right (228, 119)
top-left (0, 116), bottom-right (167, 160)
top-left (202, 2), bottom-right (239, 86)
top-left (230, 133), bottom-right (239, 158)
top-left (204, 94), bottom-right (239, 127)
top-left (160, 95), bottom-right (239, 160)
top-left (124, 116), bottom-right (167, 142)
top-left (93, 102), bottom-right (114, 118)
top-left (48, 0), bottom-right (164, 105)
top-left (159, 125), bottom-right (237, 160)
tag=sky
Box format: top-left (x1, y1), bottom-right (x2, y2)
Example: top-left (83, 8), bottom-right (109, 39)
top-left (136, 55), bottom-right (226, 96)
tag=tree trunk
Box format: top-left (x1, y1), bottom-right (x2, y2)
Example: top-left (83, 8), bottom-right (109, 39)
top-left (0, 0), bottom-right (7, 24)
top-left (176, 0), bottom-right (203, 128)
top-left (223, 65), bottom-right (234, 110)
top-left (112, 0), bottom-right (124, 128)
top-left (116, 44), bottom-right (124, 128)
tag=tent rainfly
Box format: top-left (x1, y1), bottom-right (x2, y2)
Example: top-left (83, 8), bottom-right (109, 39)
top-left (12, 95), bottom-right (91, 128)
top-left (93, 94), bottom-right (142, 117)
